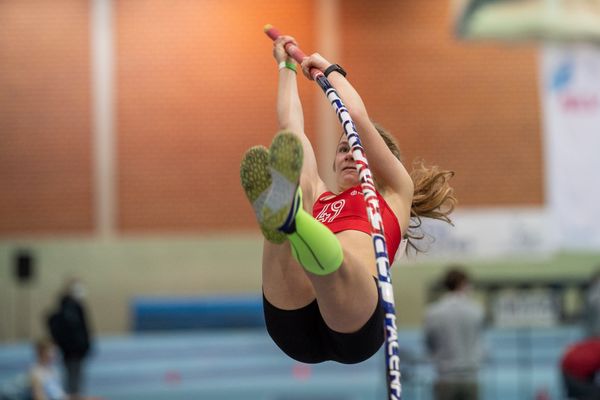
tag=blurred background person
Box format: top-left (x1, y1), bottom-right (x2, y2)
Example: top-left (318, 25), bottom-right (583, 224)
top-left (583, 268), bottom-right (600, 339)
top-left (46, 279), bottom-right (93, 400)
top-left (424, 266), bottom-right (485, 400)
top-left (30, 338), bottom-right (67, 400)
top-left (560, 268), bottom-right (600, 400)
top-left (560, 337), bottom-right (600, 400)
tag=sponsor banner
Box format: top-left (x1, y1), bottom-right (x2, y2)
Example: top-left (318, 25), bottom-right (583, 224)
top-left (403, 207), bottom-right (555, 261)
top-left (493, 289), bottom-right (560, 328)
top-left (541, 45), bottom-right (600, 249)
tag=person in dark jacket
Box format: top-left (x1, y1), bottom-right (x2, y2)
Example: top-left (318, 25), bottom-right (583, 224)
top-left (47, 278), bottom-right (93, 399)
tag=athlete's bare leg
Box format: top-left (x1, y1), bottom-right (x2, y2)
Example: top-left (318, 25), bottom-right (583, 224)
top-left (243, 132), bottom-right (379, 333)
top-left (262, 229), bottom-right (379, 333)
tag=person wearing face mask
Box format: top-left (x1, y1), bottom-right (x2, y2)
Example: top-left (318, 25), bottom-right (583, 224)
top-left (46, 278), bottom-right (93, 399)
top-left (239, 35), bottom-right (456, 364)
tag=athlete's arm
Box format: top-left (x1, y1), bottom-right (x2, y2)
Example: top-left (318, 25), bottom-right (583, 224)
top-left (274, 37), bottom-right (326, 201)
top-left (300, 53), bottom-right (413, 201)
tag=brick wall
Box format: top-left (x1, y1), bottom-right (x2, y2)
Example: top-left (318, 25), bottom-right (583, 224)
top-left (0, 0), bottom-right (93, 235)
top-left (341, 0), bottom-right (543, 206)
top-left (0, 0), bottom-right (543, 237)
top-left (115, 0), bottom-right (316, 232)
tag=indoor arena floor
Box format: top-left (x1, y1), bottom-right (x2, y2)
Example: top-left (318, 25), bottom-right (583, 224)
top-left (0, 327), bottom-right (582, 400)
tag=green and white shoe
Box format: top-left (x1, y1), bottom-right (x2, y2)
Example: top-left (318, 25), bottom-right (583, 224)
top-left (240, 145), bottom-right (286, 244)
top-left (262, 131), bottom-right (304, 233)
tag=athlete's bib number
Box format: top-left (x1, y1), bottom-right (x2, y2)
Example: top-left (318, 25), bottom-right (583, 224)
top-left (315, 200), bottom-right (345, 223)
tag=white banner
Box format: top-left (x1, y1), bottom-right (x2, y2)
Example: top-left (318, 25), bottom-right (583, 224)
top-left (541, 45), bottom-right (600, 250)
top-left (493, 289), bottom-right (559, 328)
top-left (399, 208), bottom-right (554, 262)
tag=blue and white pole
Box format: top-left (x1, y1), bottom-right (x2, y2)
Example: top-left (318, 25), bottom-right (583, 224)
top-left (265, 25), bottom-right (402, 400)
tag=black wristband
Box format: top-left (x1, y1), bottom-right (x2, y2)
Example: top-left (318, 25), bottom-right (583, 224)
top-left (324, 64), bottom-right (347, 78)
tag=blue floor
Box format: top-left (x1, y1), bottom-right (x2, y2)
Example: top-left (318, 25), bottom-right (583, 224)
top-left (0, 327), bottom-right (583, 400)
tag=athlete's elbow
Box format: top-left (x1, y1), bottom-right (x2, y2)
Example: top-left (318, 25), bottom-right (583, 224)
top-left (404, 172), bottom-right (415, 196)
top-left (278, 120), bottom-right (303, 135)
top-left (278, 118), bottom-right (291, 130)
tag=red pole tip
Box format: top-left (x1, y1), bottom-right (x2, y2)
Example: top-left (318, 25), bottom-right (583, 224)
top-left (263, 24), bottom-right (273, 32)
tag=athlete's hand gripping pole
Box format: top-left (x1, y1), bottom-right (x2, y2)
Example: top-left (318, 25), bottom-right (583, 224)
top-left (264, 25), bottom-right (403, 400)
top-left (264, 24), bottom-right (323, 80)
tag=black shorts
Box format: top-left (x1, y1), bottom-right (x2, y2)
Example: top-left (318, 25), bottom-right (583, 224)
top-left (263, 280), bottom-right (384, 364)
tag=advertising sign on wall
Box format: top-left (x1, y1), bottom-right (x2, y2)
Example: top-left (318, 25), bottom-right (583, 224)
top-left (541, 45), bottom-right (600, 249)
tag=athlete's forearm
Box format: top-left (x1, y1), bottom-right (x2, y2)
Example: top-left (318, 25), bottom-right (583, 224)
top-left (327, 70), bottom-right (412, 195)
top-left (299, 53), bottom-right (371, 129)
top-left (276, 68), bottom-right (321, 184)
top-left (277, 69), bottom-right (304, 133)
top-left (327, 72), bottom-right (370, 123)
top-left (327, 72), bottom-right (385, 152)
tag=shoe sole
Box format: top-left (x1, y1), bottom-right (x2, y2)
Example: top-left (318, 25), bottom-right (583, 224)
top-left (240, 146), bottom-right (286, 244)
top-left (262, 131), bottom-right (303, 230)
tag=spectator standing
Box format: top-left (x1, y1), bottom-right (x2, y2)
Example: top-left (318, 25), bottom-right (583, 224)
top-left (424, 267), bottom-right (484, 400)
top-left (47, 279), bottom-right (92, 399)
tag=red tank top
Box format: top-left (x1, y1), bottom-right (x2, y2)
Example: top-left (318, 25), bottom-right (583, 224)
top-left (312, 185), bottom-right (402, 262)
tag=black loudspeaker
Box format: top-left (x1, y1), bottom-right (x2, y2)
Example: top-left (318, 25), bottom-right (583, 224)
top-left (13, 250), bottom-right (35, 284)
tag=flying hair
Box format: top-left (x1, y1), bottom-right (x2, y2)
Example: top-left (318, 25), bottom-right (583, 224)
top-left (373, 123), bottom-right (457, 254)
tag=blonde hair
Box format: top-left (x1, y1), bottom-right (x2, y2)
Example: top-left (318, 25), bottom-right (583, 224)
top-left (373, 123), bottom-right (457, 254)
